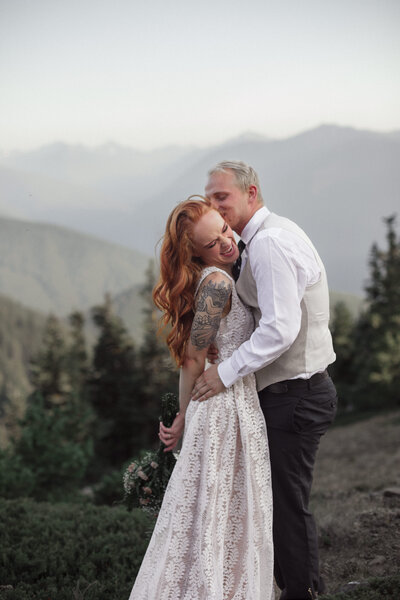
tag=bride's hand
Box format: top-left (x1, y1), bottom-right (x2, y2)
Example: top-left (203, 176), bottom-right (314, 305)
top-left (159, 412), bottom-right (185, 452)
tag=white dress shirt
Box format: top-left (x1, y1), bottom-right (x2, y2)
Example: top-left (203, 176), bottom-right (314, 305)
top-left (218, 206), bottom-right (322, 388)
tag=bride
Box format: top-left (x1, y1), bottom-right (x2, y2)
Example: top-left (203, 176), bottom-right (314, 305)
top-left (129, 198), bottom-right (274, 600)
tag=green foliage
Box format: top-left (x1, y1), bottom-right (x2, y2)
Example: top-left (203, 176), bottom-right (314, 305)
top-left (30, 314), bottom-right (71, 405)
top-left (65, 311), bottom-right (90, 395)
top-left (0, 392), bottom-right (93, 501)
top-left (0, 497), bottom-right (154, 599)
top-left (0, 294), bottom-right (48, 444)
top-left (0, 448), bottom-right (36, 499)
top-left (29, 311), bottom-right (92, 409)
top-left (0, 310), bottom-right (95, 501)
top-left (136, 261), bottom-right (179, 442)
top-left (1, 261), bottom-right (179, 499)
top-left (88, 266), bottom-right (178, 474)
top-left (331, 216), bottom-right (400, 414)
top-left (349, 216), bottom-right (400, 410)
top-left (322, 575), bottom-right (400, 600)
top-left (92, 468), bottom-right (125, 506)
top-left (329, 301), bottom-right (356, 410)
top-left (89, 295), bottom-right (143, 471)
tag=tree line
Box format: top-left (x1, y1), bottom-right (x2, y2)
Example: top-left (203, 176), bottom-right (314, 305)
top-left (330, 215), bottom-right (400, 414)
top-left (0, 262), bottom-right (178, 502)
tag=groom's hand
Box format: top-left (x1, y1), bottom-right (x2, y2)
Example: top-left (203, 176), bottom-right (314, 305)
top-left (192, 364), bottom-right (226, 402)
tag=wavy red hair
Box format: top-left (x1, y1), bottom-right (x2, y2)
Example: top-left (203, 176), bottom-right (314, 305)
top-left (153, 197), bottom-right (213, 366)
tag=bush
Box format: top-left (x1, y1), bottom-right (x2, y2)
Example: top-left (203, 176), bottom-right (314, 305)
top-left (92, 468), bottom-right (125, 506)
top-left (0, 393), bottom-right (93, 502)
top-left (0, 498), bottom-right (154, 599)
top-left (0, 450), bottom-right (36, 500)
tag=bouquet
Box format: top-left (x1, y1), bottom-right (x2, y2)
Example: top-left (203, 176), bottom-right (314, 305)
top-left (123, 392), bottom-right (180, 513)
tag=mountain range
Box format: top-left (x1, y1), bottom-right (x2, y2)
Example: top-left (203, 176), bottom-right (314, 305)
top-left (1, 125), bottom-right (399, 295)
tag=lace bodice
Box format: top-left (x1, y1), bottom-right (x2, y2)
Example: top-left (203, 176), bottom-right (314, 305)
top-left (195, 266), bottom-right (254, 362)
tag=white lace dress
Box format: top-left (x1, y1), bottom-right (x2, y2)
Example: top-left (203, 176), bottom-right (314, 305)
top-left (129, 267), bottom-right (274, 600)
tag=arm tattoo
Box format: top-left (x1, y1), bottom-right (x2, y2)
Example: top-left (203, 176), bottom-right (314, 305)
top-left (190, 279), bottom-right (231, 349)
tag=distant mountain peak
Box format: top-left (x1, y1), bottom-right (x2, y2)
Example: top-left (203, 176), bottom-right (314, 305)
top-left (223, 131), bottom-right (271, 146)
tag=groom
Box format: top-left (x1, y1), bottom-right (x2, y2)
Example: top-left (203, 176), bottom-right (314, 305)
top-left (191, 161), bottom-right (337, 600)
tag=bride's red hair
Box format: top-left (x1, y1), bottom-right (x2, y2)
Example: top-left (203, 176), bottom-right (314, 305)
top-left (153, 197), bottom-right (213, 366)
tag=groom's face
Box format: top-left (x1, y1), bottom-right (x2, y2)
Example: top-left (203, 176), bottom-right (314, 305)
top-left (205, 170), bottom-right (251, 235)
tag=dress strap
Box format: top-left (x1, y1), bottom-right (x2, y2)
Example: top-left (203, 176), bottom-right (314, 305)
top-left (195, 266), bottom-right (234, 296)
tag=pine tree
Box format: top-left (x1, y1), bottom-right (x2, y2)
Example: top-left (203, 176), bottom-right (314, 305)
top-left (29, 314), bottom-right (70, 406)
top-left (65, 311), bottom-right (89, 395)
top-left (4, 313), bottom-right (95, 499)
top-left (11, 391), bottom-right (91, 500)
top-left (351, 215), bottom-right (400, 409)
top-left (138, 261), bottom-right (179, 432)
top-left (89, 295), bottom-right (144, 470)
top-left (329, 301), bottom-right (355, 410)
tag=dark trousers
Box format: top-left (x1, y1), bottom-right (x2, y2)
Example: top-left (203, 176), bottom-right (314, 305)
top-left (258, 373), bottom-right (338, 600)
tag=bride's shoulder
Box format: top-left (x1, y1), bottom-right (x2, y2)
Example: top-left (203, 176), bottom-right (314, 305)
top-left (197, 267), bottom-right (233, 290)
top-left (195, 268), bottom-right (233, 304)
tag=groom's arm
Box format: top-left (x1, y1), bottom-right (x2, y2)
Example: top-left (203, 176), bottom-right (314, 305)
top-left (192, 229), bottom-right (320, 400)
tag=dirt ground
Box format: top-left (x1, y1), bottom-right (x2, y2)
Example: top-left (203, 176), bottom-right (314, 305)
top-left (310, 410), bottom-right (400, 594)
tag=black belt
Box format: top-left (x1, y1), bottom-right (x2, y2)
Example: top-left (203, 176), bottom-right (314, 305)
top-left (263, 370), bottom-right (329, 394)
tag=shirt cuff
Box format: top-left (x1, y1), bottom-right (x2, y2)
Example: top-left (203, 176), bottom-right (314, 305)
top-left (218, 359), bottom-right (240, 388)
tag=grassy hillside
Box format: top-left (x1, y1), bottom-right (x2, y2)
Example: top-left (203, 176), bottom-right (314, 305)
top-left (0, 411), bottom-right (398, 598)
top-left (312, 410), bottom-right (400, 594)
top-left (0, 215), bottom-right (149, 316)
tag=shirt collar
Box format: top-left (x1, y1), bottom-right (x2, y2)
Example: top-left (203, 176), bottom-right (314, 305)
top-left (240, 206), bottom-right (270, 244)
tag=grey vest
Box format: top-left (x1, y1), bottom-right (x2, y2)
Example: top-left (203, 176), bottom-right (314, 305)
top-left (236, 212), bottom-right (336, 391)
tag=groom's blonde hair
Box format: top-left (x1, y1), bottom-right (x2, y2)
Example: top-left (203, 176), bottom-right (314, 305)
top-left (208, 160), bottom-right (264, 204)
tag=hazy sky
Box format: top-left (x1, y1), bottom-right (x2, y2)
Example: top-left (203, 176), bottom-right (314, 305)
top-left (1, 0), bottom-right (399, 152)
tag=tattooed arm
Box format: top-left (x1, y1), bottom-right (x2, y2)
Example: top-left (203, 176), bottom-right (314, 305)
top-left (191, 273), bottom-right (232, 349)
top-left (189, 272), bottom-right (236, 402)
top-left (159, 271), bottom-right (232, 450)
top-left (180, 272), bottom-right (232, 408)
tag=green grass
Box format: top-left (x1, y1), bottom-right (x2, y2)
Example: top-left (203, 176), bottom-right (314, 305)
top-left (322, 575), bottom-right (400, 599)
top-left (1, 411), bottom-right (400, 598)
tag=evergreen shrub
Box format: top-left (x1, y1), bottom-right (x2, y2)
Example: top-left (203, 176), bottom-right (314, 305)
top-left (0, 498), bottom-right (154, 599)
top-left (0, 393), bottom-right (93, 502)
top-left (92, 468), bottom-right (125, 506)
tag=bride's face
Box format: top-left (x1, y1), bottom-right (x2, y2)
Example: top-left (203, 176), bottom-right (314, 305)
top-left (192, 209), bottom-right (239, 272)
